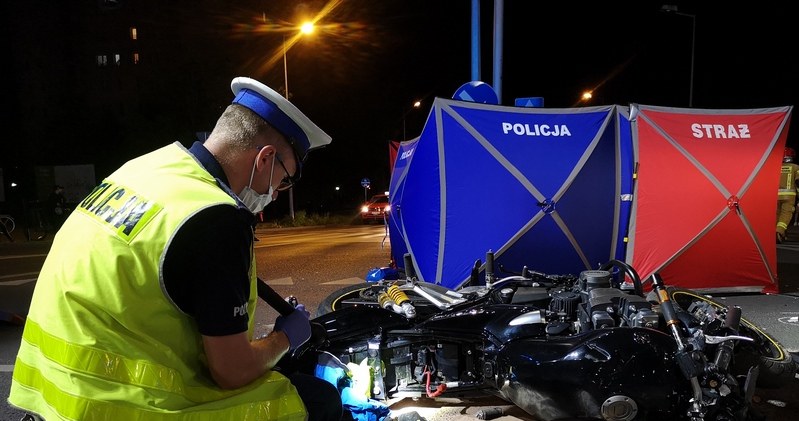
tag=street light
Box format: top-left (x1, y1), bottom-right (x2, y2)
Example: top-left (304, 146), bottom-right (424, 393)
top-left (571, 90), bottom-right (596, 107)
top-left (661, 4), bottom-right (696, 107)
top-left (402, 100), bottom-right (422, 141)
top-left (282, 22), bottom-right (314, 220)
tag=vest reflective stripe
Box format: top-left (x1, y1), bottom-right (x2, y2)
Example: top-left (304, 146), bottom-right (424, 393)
top-left (13, 360), bottom-right (305, 421)
top-left (19, 319), bottom-right (188, 395)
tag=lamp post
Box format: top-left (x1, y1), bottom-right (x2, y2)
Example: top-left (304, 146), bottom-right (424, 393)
top-left (283, 22), bottom-right (315, 100)
top-left (283, 35), bottom-right (289, 100)
top-left (661, 4), bottom-right (696, 107)
top-left (402, 100), bottom-right (422, 141)
top-left (282, 22), bottom-right (314, 220)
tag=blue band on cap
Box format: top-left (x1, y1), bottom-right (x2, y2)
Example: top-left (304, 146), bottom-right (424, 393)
top-left (232, 89), bottom-right (312, 159)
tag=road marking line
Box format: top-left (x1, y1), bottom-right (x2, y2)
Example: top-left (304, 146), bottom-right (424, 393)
top-left (261, 277), bottom-right (365, 286)
top-left (321, 277), bottom-right (365, 285)
top-left (0, 364), bottom-right (14, 372)
top-left (0, 276), bottom-right (38, 286)
top-left (0, 254), bottom-right (47, 260)
top-left (254, 242), bottom-right (294, 248)
top-left (1, 272), bottom-right (39, 279)
top-left (265, 277), bottom-right (294, 285)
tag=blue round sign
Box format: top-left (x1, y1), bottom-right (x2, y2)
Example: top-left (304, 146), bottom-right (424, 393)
top-left (361, 178), bottom-right (371, 188)
top-left (452, 81), bottom-right (499, 104)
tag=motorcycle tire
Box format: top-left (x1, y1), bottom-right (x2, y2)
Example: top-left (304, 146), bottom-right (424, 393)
top-left (317, 283), bottom-right (380, 316)
top-left (317, 281), bottom-right (457, 316)
top-left (668, 287), bottom-right (797, 388)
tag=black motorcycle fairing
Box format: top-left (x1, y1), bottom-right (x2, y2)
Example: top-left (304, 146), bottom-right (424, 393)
top-left (314, 305), bottom-right (412, 342)
top-left (493, 327), bottom-right (685, 420)
top-left (418, 304), bottom-right (548, 346)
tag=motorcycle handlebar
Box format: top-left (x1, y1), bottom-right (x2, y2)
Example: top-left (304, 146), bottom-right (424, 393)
top-left (257, 277), bottom-right (296, 317)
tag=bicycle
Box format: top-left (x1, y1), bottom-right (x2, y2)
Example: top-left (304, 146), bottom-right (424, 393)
top-left (0, 214), bottom-right (15, 241)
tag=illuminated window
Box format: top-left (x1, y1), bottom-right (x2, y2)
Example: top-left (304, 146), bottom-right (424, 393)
top-left (133, 52), bottom-right (139, 64)
top-left (130, 27), bottom-right (137, 40)
top-left (114, 54), bottom-right (121, 66)
top-left (96, 55), bottom-right (108, 66)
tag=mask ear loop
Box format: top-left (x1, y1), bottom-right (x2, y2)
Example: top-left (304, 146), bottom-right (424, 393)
top-left (266, 153), bottom-right (276, 192)
top-left (246, 158), bottom-right (258, 187)
top-left (248, 148), bottom-right (277, 192)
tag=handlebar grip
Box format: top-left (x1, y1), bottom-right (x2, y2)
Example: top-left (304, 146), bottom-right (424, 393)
top-left (257, 277), bottom-right (296, 317)
top-left (725, 306), bottom-right (742, 332)
top-left (403, 253), bottom-right (416, 279)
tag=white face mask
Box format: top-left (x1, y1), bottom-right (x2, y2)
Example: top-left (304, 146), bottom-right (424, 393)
top-left (239, 154), bottom-right (275, 214)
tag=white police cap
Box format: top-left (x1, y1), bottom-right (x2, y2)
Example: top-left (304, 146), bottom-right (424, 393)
top-left (230, 77), bottom-right (331, 161)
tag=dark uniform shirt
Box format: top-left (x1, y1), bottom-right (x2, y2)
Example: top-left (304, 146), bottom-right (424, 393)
top-left (162, 141), bottom-right (257, 336)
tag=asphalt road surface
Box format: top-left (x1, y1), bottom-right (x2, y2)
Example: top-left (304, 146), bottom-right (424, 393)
top-left (1, 224), bottom-right (798, 421)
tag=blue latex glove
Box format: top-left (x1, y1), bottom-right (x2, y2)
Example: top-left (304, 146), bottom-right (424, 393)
top-left (274, 307), bottom-right (311, 352)
top-left (340, 387), bottom-right (391, 421)
top-left (295, 303), bottom-right (311, 318)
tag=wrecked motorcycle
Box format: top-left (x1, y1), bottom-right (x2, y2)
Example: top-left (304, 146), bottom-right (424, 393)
top-left (275, 253), bottom-right (797, 421)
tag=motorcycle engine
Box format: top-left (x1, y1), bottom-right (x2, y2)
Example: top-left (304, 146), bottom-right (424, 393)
top-left (574, 270), bottom-right (660, 333)
top-left (528, 270), bottom-right (660, 336)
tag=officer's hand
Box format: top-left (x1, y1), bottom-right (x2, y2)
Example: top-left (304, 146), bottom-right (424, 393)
top-left (274, 308), bottom-right (311, 352)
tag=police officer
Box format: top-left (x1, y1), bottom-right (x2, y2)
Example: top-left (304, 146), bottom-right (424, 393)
top-left (9, 77), bottom-right (342, 420)
top-left (777, 146), bottom-right (799, 243)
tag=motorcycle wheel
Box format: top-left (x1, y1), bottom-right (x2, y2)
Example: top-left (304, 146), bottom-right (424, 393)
top-left (317, 281), bottom-right (456, 316)
top-left (668, 287), bottom-right (797, 388)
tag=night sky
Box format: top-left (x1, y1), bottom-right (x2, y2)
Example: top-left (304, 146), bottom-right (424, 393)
top-left (1, 0), bottom-right (796, 216)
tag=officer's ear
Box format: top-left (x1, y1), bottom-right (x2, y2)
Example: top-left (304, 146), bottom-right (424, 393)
top-left (254, 145), bottom-right (277, 172)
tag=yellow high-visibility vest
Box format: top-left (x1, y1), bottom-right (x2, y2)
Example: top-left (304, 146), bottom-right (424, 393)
top-left (10, 142), bottom-right (306, 421)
